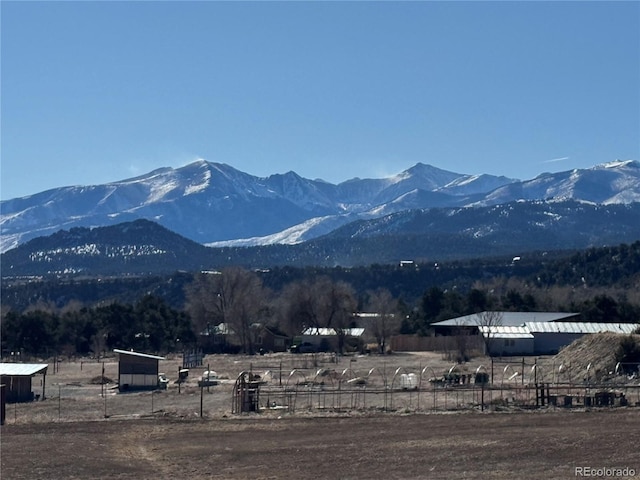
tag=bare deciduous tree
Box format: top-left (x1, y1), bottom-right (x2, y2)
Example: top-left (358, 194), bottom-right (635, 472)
top-left (185, 267), bottom-right (269, 353)
top-left (278, 277), bottom-right (321, 337)
top-left (365, 288), bottom-right (400, 354)
top-left (90, 329), bottom-right (108, 358)
top-left (220, 267), bottom-right (269, 354)
top-left (476, 311), bottom-right (504, 356)
top-left (278, 276), bottom-right (357, 353)
top-left (184, 272), bottom-right (221, 335)
top-left (321, 278), bottom-right (357, 354)
top-left (452, 320), bottom-right (472, 363)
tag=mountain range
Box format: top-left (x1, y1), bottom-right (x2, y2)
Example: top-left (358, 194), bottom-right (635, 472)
top-left (3, 200), bottom-right (640, 277)
top-left (2, 159), bottom-right (639, 256)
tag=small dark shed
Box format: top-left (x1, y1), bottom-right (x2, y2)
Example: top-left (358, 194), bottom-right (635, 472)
top-left (0, 363), bottom-right (48, 403)
top-left (113, 349), bottom-right (165, 392)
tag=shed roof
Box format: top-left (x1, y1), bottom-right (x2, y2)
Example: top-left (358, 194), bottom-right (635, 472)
top-left (479, 326), bottom-right (534, 339)
top-left (525, 322), bottom-right (639, 335)
top-left (479, 322), bottom-right (639, 338)
top-left (0, 363), bottom-right (48, 376)
top-left (201, 322), bottom-right (235, 336)
top-left (432, 311), bottom-right (580, 328)
top-left (302, 327), bottom-right (365, 337)
top-left (113, 349), bottom-right (165, 360)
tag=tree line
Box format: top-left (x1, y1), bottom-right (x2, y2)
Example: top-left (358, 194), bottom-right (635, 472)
top-left (1, 295), bottom-right (194, 358)
top-left (4, 240), bottom-right (640, 313)
top-left (3, 259), bottom-right (640, 358)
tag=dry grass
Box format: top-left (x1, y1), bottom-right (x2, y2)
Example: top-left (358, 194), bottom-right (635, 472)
top-left (550, 333), bottom-right (640, 383)
top-left (3, 410), bottom-right (639, 479)
top-left (2, 350), bottom-right (640, 479)
top-left (9, 342), bottom-right (640, 425)
top-left (9, 351), bottom-right (495, 423)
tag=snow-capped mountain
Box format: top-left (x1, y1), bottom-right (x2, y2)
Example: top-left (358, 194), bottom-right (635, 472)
top-left (1, 159), bottom-right (638, 253)
top-left (5, 201), bottom-right (640, 277)
top-left (471, 160), bottom-right (640, 206)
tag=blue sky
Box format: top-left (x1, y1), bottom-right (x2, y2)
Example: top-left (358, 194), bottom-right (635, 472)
top-left (1, 1), bottom-right (638, 200)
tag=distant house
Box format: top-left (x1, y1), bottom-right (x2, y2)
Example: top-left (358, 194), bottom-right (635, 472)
top-left (431, 311), bottom-right (581, 335)
top-left (199, 323), bottom-right (242, 353)
top-left (299, 327), bottom-right (365, 352)
top-left (114, 349), bottom-right (165, 391)
top-left (425, 312), bottom-right (639, 356)
top-left (476, 319), bottom-right (638, 356)
top-left (252, 325), bottom-right (289, 353)
top-left (0, 363), bottom-right (48, 403)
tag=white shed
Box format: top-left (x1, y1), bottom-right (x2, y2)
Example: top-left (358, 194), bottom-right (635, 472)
top-left (480, 326), bottom-right (534, 356)
top-left (526, 322), bottom-right (639, 355)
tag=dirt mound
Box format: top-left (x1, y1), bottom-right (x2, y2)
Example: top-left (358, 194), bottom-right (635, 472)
top-left (89, 375), bottom-right (114, 385)
top-left (551, 333), bottom-right (640, 383)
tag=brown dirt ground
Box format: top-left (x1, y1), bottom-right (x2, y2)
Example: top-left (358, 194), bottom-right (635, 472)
top-left (2, 350), bottom-right (640, 479)
top-left (2, 410), bottom-right (639, 479)
top-left (8, 351), bottom-right (502, 424)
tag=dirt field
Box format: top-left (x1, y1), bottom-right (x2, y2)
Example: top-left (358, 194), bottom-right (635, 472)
top-left (3, 410), bottom-right (639, 479)
top-left (5, 351), bottom-right (503, 423)
top-left (2, 352), bottom-right (639, 479)
top-left (7, 350), bottom-right (640, 424)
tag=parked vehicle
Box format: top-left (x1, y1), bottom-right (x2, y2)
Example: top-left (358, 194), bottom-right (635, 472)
top-left (198, 370), bottom-right (219, 387)
top-left (290, 342), bottom-right (317, 354)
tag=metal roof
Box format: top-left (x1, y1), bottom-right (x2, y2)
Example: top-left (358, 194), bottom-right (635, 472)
top-left (0, 363), bottom-right (48, 376)
top-left (480, 322), bottom-right (639, 338)
top-left (432, 311), bottom-right (580, 328)
top-left (200, 322), bottom-right (236, 336)
top-left (302, 327), bottom-right (365, 337)
top-left (113, 349), bottom-right (165, 360)
top-left (525, 322), bottom-right (639, 335)
top-left (479, 326), bottom-right (534, 339)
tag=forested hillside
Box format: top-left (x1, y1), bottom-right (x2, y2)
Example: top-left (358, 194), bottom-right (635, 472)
top-left (2, 241), bottom-right (639, 357)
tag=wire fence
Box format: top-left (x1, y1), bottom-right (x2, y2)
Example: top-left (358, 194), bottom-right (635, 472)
top-left (5, 357), bottom-right (640, 425)
top-left (235, 364), bottom-right (640, 415)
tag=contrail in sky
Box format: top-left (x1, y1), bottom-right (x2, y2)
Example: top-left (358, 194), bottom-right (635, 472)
top-left (542, 156), bottom-right (570, 164)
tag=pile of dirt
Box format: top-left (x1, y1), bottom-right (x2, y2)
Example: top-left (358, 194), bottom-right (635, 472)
top-left (89, 375), bottom-right (114, 385)
top-left (551, 333), bottom-right (640, 383)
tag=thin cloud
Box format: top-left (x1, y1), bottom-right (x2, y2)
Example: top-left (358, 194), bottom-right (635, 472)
top-left (542, 156), bottom-right (570, 164)
top-left (127, 164), bottom-right (143, 177)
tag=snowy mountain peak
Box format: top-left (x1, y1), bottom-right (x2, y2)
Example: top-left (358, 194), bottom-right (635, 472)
top-left (394, 162), bottom-right (462, 187)
top-left (598, 159), bottom-right (638, 170)
top-left (1, 159), bottom-right (638, 253)
top-left (471, 159), bottom-right (640, 208)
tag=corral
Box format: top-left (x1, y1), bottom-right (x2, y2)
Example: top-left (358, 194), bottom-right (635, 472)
top-left (3, 337), bottom-right (640, 420)
top-left (1, 335), bottom-right (639, 479)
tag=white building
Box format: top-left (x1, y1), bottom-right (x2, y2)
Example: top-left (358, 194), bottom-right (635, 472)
top-left (480, 321), bottom-right (639, 356)
top-left (433, 312), bottom-right (639, 356)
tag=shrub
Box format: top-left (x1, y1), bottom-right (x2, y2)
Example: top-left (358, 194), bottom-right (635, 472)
top-left (615, 335), bottom-right (640, 374)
